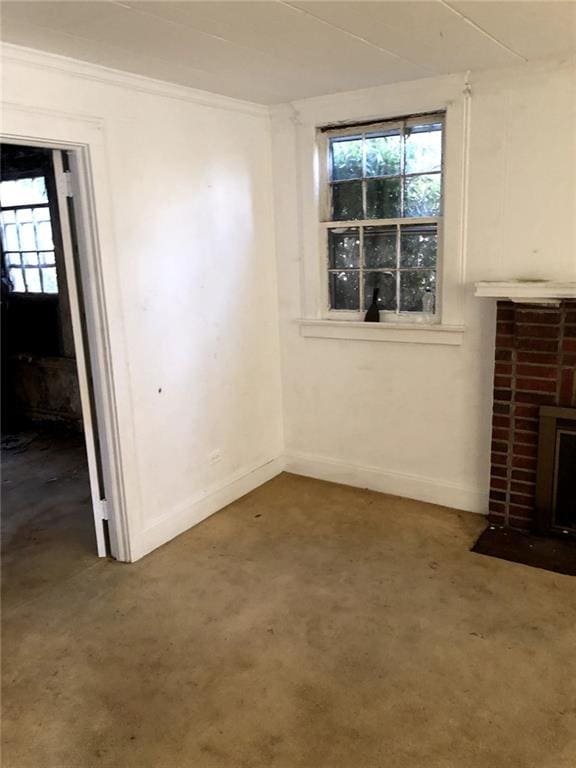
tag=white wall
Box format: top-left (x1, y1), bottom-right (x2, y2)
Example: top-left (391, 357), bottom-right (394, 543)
top-left (273, 56), bottom-right (576, 513)
top-left (1, 46), bottom-right (284, 560)
top-left (2, 45), bottom-right (574, 560)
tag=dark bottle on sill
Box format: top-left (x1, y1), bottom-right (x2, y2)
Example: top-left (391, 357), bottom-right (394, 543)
top-left (364, 287), bottom-right (380, 323)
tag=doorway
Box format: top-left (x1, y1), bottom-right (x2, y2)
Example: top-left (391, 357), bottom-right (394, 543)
top-left (1, 142), bottom-right (109, 580)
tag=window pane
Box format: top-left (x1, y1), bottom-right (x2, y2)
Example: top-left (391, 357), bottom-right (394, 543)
top-left (404, 174), bottom-right (441, 217)
top-left (364, 226), bottom-right (397, 268)
top-left (39, 251), bottom-right (56, 265)
top-left (405, 124), bottom-right (442, 174)
top-left (365, 132), bottom-right (401, 177)
top-left (400, 270), bottom-right (436, 312)
top-left (0, 177), bottom-right (47, 207)
top-left (332, 181), bottom-right (363, 220)
top-left (16, 208), bottom-right (33, 224)
top-left (331, 137), bottom-right (363, 181)
top-left (33, 206), bottom-right (50, 222)
top-left (22, 251), bottom-right (38, 265)
top-left (329, 228), bottom-right (360, 268)
top-left (400, 225), bottom-right (437, 268)
top-left (37, 221), bottom-right (53, 250)
top-left (42, 267), bottom-right (58, 294)
top-left (19, 222), bottom-right (36, 250)
top-left (1, 210), bottom-right (15, 224)
top-left (329, 271), bottom-right (359, 310)
top-left (5, 252), bottom-right (21, 265)
top-left (366, 178), bottom-right (401, 219)
top-left (364, 271), bottom-right (396, 311)
top-left (3, 223), bottom-right (19, 250)
top-left (24, 267), bottom-right (42, 293)
top-left (8, 268), bottom-right (25, 292)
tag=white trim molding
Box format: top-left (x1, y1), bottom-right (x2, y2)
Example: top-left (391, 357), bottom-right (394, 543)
top-left (299, 319), bottom-right (465, 344)
top-left (133, 456), bottom-right (285, 561)
top-left (475, 280), bottom-right (576, 304)
top-left (289, 72), bottom-right (471, 335)
top-left (1, 102), bottom-right (138, 562)
top-left (1, 43), bottom-right (268, 118)
top-left (285, 452), bottom-right (488, 514)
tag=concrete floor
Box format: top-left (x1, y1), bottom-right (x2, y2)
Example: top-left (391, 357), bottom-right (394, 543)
top-left (2, 440), bottom-right (576, 768)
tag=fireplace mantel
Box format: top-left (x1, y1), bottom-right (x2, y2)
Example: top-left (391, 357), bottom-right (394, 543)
top-left (475, 280), bottom-right (576, 305)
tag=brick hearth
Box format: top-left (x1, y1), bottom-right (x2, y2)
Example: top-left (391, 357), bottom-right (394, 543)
top-left (489, 300), bottom-right (576, 529)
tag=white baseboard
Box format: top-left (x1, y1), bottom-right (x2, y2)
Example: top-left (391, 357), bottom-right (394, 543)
top-left (285, 451), bottom-right (488, 514)
top-left (131, 451), bottom-right (487, 561)
top-left (133, 455), bottom-right (285, 561)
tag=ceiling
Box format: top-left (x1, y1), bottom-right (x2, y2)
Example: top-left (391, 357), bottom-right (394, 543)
top-left (1, 1), bottom-right (575, 104)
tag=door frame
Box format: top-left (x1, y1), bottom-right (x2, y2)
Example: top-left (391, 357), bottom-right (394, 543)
top-left (1, 113), bottom-right (132, 561)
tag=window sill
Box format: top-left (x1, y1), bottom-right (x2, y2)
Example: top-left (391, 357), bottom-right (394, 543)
top-left (298, 319), bottom-right (465, 345)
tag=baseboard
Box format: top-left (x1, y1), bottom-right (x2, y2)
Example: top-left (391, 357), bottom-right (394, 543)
top-left (131, 451), bottom-right (487, 561)
top-left (133, 455), bottom-right (285, 561)
top-left (285, 451), bottom-right (488, 514)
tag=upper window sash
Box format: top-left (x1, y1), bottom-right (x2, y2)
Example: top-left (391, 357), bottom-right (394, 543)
top-left (318, 113), bottom-right (445, 224)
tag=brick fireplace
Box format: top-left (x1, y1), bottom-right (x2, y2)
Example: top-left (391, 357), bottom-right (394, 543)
top-left (488, 299), bottom-right (576, 530)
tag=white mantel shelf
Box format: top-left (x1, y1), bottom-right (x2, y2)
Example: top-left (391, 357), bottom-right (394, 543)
top-left (474, 281), bottom-right (576, 304)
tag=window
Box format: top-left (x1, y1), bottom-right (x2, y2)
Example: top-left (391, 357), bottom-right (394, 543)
top-left (0, 176), bottom-right (58, 294)
top-left (321, 114), bottom-right (444, 319)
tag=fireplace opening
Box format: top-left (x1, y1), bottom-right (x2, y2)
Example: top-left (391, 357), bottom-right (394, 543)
top-left (535, 406), bottom-right (576, 537)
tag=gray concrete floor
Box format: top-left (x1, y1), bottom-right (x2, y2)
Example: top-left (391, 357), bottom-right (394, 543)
top-left (2, 438), bottom-right (575, 768)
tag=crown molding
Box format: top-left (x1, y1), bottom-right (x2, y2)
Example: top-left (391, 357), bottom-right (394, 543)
top-left (0, 43), bottom-right (269, 118)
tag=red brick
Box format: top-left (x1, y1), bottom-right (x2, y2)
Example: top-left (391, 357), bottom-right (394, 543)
top-left (509, 503), bottom-right (534, 516)
top-left (492, 440), bottom-right (509, 454)
top-left (511, 479), bottom-right (535, 494)
top-left (491, 465), bottom-right (508, 478)
top-left (491, 451), bottom-right (509, 466)
top-left (517, 324), bottom-right (560, 339)
top-left (492, 415), bottom-right (511, 428)
top-left (514, 404), bottom-right (539, 419)
top-left (516, 310), bottom-right (561, 324)
top-left (490, 489), bottom-right (507, 502)
top-left (497, 303), bottom-right (514, 320)
top-left (516, 351), bottom-right (560, 365)
top-left (514, 417), bottom-right (538, 432)
top-left (494, 403), bottom-right (511, 415)
top-left (511, 493), bottom-right (534, 507)
top-left (563, 324), bottom-right (576, 339)
top-left (565, 310), bottom-right (576, 324)
top-left (559, 369), bottom-right (575, 406)
top-left (514, 430), bottom-right (538, 445)
top-left (491, 477), bottom-right (508, 491)
top-left (515, 391), bottom-right (556, 405)
top-left (492, 427), bottom-right (510, 442)
top-left (563, 338), bottom-right (576, 353)
top-left (488, 501), bottom-right (506, 516)
top-left (495, 349), bottom-right (512, 362)
top-left (494, 375), bottom-right (512, 389)
top-left (516, 377), bottom-right (557, 393)
top-left (495, 362), bottom-right (513, 376)
top-left (494, 388), bottom-right (512, 402)
top-left (496, 334), bottom-right (514, 349)
top-left (511, 454), bottom-right (537, 470)
top-left (513, 442), bottom-right (538, 458)
top-left (515, 364), bottom-right (558, 379)
top-left (497, 321), bottom-right (514, 336)
top-left (517, 338), bottom-right (559, 353)
top-left (511, 468), bottom-right (536, 483)
top-left (562, 353), bottom-right (576, 367)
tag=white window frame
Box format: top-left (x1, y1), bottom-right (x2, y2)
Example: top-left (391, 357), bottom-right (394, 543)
top-left (287, 74), bottom-right (471, 345)
top-left (1, 175), bottom-right (59, 295)
top-left (318, 113), bottom-right (444, 323)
